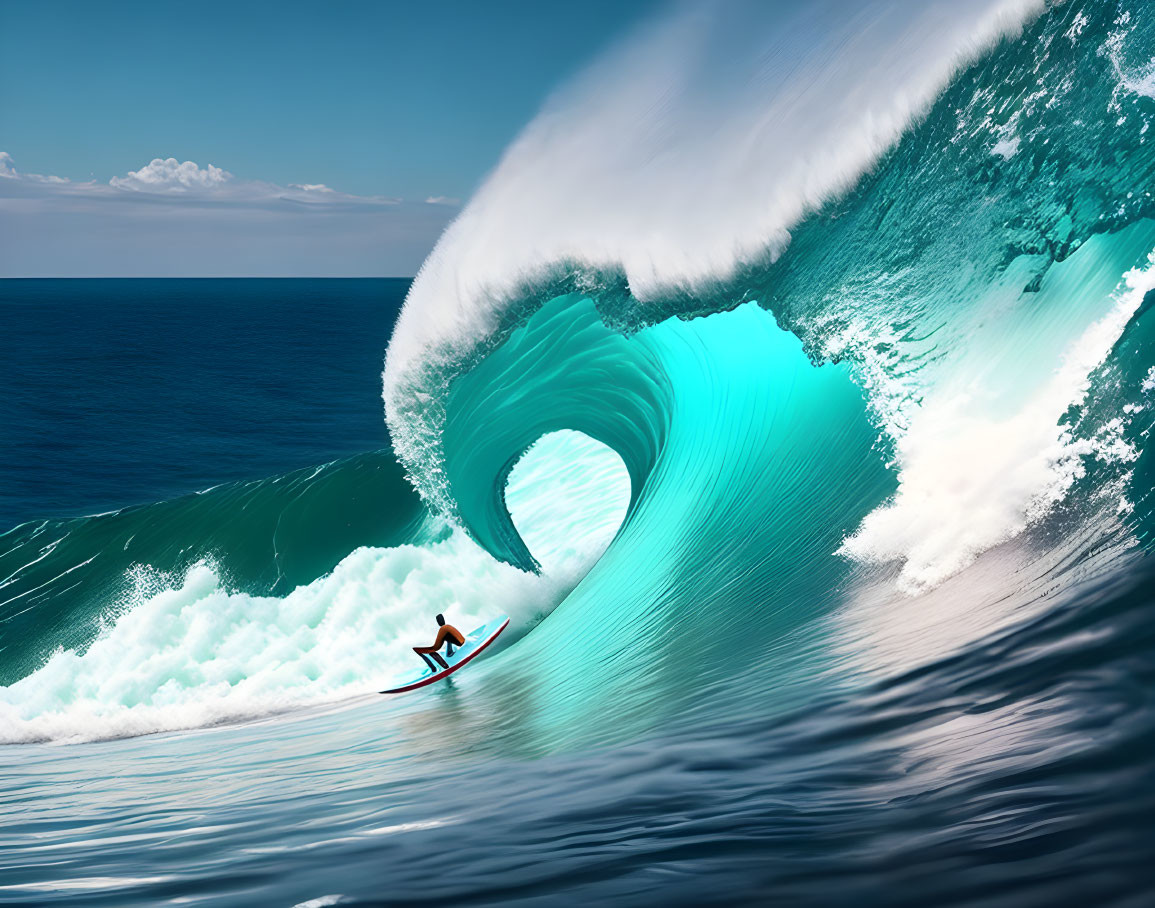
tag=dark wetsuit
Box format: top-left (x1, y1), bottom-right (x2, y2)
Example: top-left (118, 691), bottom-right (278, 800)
top-left (413, 624), bottom-right (466, 671)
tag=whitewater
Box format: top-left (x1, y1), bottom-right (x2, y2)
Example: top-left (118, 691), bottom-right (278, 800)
top-left (4, 1), bottom-right (1155, 904)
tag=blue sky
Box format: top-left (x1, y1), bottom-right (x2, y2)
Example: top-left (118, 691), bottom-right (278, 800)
top-left (0, 0), bottom-right (661, 276)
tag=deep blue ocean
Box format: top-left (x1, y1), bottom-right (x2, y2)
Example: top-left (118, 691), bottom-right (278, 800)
top-left (0, 279), bottom-right (405, 526)
top-left (6, 2), bottom-right (1155, 905)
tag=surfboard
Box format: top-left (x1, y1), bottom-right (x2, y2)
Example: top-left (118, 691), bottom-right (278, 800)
top-left (379, 616), bottom-right (510, 694)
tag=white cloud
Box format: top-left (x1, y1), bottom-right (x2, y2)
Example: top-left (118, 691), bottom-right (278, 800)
top-left (0, 151), bottom-right (462, 277)
top-left (109, 157), bottom-right (233, 193)
top-left (102, 157), bottom-right (404, 206)
top-left (0, 151), bottom-right (70, 184)
top-left (424, 195), bottom-right (460, 205)
top-left (0, 151), bottom-right (430, 208)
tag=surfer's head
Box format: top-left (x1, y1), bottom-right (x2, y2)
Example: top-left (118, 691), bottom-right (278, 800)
top-left (436, 614), bottom-right (445, 626)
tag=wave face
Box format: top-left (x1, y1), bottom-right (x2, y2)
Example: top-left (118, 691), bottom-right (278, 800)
top-left (6, 1), bottom-right (1155, 904)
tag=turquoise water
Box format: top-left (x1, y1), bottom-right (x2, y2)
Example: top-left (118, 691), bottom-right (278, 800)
top-left (5, 1), bottom-right (1155, 904)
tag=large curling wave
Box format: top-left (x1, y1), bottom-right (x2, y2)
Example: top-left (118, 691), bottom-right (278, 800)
top-left (380, 0), bottom-right (1155, 738)
top-left (5, 0), bottom-right (1155, 753)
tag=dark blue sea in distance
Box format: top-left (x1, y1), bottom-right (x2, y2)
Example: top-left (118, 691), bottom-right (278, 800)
top-left (0, 279), bottom-right (405, 527)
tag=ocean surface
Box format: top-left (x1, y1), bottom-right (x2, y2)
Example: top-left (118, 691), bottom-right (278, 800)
top-left (5, 1), bottom-right (1155, 905)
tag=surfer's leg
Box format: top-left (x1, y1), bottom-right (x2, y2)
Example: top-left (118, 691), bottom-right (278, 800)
top-left (415, 648), bottom-right (447, 671)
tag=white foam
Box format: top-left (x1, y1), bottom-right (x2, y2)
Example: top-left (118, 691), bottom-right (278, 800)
top-left (840, 252), bottom-right (1155, 592)
top-left (384, 0), bottom-right (1044, 428)
top-left (0, 534), bottom-right (528, 743)
top-left (0, 435), bottom-right (630, 744)
top-left (991, 134), bottom-right (1022, 159)
top-left (1105, 12), bottom-right (1155, 102)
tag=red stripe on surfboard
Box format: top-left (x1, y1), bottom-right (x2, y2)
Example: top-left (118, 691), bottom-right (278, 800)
top-left (380, 618), bottom-right (510, 694)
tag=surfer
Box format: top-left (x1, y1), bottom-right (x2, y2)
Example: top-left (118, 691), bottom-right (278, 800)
top-left (413, 614), bottom-right (466, 672)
